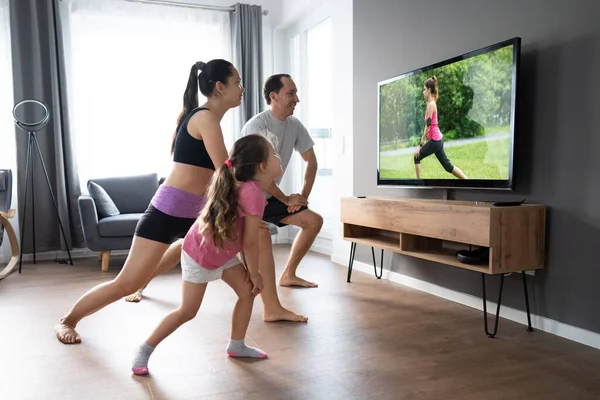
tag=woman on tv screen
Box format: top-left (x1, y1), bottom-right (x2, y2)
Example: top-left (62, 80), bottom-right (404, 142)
top-left (414, 76), bottom-right (468, 180)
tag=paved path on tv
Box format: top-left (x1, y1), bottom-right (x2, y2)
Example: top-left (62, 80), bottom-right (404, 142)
top-left (381, 131), bottom-right (510, 156)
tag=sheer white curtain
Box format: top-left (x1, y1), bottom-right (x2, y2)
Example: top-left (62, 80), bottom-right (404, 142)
top-left (0, 0), bottom-right (18, 263)
top-left (60, 0), bottom-right (233, 191)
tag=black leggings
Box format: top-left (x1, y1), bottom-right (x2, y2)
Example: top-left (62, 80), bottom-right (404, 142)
top-left (414, 138), bottom-right (454, 173)
top-left (135, 205), bottom-right (196, 244)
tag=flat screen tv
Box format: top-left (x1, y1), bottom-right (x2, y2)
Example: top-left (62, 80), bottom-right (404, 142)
top-left (377, 37), bottom-right (521, 190)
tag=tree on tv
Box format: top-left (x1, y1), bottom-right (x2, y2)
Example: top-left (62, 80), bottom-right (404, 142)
top-left (379, 46), bottom-right (512, 145)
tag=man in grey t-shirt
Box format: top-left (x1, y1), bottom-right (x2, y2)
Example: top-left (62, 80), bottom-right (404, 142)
top-left (241, 74), bottom-right (323, 301)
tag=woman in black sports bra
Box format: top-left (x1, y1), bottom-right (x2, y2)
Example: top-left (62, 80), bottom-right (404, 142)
top-left (55, 59), bottom-right (245, 344)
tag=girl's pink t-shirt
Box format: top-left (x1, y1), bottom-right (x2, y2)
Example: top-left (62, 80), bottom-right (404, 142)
top-left (182, 180), bottom-right (267, 270)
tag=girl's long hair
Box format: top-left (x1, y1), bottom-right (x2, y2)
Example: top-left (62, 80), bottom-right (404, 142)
top-left (199, 134), bottom-right (271, 249)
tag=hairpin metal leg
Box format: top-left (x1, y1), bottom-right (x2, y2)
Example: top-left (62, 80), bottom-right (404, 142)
top-left (482, 273), bottom-right (505, 338)
top-left (522, 272), bottom-right (534, 332)
top-left (346, 242), bottom-right (357, 283)
top-left (371, 247), bottom-right (383, 279)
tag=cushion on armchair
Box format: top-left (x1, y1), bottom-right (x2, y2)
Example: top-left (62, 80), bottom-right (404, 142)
top-left (90, 173), bottom-right (158, 214)
top-left (88, 181), bottom-right (120, 219)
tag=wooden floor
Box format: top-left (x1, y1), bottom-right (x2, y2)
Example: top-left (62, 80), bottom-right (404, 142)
top-left (1, 245), bottom-right (599, 400)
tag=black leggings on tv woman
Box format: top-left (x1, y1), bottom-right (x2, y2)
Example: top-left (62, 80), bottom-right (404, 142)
top-left (413, 138), bottom-right (454, 173)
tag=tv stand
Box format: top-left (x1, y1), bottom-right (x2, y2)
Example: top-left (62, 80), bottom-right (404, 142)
top-left (342, 197), bottom-right (546, 338)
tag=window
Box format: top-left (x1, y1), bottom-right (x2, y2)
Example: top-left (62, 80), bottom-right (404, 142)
top-left (290, 17), bottom-right (334, 240)
top-left (289, 35), bottom-right (301, 97)
top-left (60, 0), bottom-right (232, 191)
top-left (306, 18), bottom-right (334, 179)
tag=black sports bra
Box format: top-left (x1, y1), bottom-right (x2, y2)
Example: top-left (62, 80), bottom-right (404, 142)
top-left (172, 107), bottom-right (215, 170)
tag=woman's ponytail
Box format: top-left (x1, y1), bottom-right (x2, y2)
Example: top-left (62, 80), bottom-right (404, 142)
top-left (171, 62), bottom-right (203, 154)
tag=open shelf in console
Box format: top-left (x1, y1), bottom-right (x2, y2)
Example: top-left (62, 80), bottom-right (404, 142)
top-left (343, 224), bottom-right (401, 253)
top-left (344, 224), bottom-right (491, 273)
top-left (399, 233), bottom-right (491, 273)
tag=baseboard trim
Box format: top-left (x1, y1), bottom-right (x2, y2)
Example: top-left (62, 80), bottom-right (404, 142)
top-left (273, 235), bottom-right (290, 245)
top-left (274, 227), bottom-right (331, 256)
top-left (331, 254), bottom-right (600, 351)
top-left (307, 237), bottom-right (331, 256)
top-left (279, 238), bottom-right (331, 256)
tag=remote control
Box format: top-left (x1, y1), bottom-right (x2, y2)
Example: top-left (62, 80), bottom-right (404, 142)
top-left (492, 199), bottom-right (525, 207)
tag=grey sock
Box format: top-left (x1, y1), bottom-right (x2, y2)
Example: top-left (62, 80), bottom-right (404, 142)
top-left (132, 342), bottom-right (155, 374)
top-left (226, 339), bottom-right (267, 359)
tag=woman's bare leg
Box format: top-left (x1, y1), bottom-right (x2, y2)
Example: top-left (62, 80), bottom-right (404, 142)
top-left (125, 239), bottom-right (183, 303)
top-left (54, 236), bottom-right (170, 344)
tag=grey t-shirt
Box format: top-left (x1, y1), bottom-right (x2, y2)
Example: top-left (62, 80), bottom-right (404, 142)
top-left (241, 110), bottom-right (315, 188)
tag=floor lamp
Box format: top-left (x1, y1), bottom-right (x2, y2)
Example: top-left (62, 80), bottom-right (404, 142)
top-left (13, 99), bottom-right (74, 272)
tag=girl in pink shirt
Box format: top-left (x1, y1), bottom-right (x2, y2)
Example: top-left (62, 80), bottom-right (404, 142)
top-left (132, 134), bottom-right (283, 375)
top-left (414, 76), bottom-right (468, 180)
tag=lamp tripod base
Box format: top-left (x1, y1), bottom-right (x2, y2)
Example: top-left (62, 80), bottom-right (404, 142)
top-left (18, 131), bottom-right (74, 273)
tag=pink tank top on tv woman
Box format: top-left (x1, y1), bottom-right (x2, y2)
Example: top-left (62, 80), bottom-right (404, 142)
top-left (426, 102), bottom-right (443, 141)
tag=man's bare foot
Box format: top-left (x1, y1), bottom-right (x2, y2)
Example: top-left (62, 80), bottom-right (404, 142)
top-left (125, 289), bottom-right (144, 303)
top-left (279, 275), bottom-right (318, 288)
top-left (263, 307), bottom-right (308, 323)
top-left (55, 320), bottom-right (81, 344)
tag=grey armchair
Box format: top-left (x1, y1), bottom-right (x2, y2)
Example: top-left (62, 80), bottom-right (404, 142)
top-left (0, 169), bottom-right (19, 280)
top-left (78, 173), bottom-right (160, 272)
top-left (78, 172), bottom-right (280, 272)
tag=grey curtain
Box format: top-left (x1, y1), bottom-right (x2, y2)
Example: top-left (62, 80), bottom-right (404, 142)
top-left (9, 0), bottom-right (83, 254)
top-left (231, 3), bottom-right (264, 136)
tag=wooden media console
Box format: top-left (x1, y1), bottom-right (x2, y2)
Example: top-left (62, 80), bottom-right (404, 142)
top-left (341, 197), bottom-right (547, 338)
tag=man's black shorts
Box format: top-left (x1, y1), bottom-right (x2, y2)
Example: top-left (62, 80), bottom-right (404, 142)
top-left (263, 197), bottom-right (309, 227)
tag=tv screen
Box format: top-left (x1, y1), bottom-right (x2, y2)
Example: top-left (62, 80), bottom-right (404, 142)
top-left (377, 37), bottom-right (520, 190)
